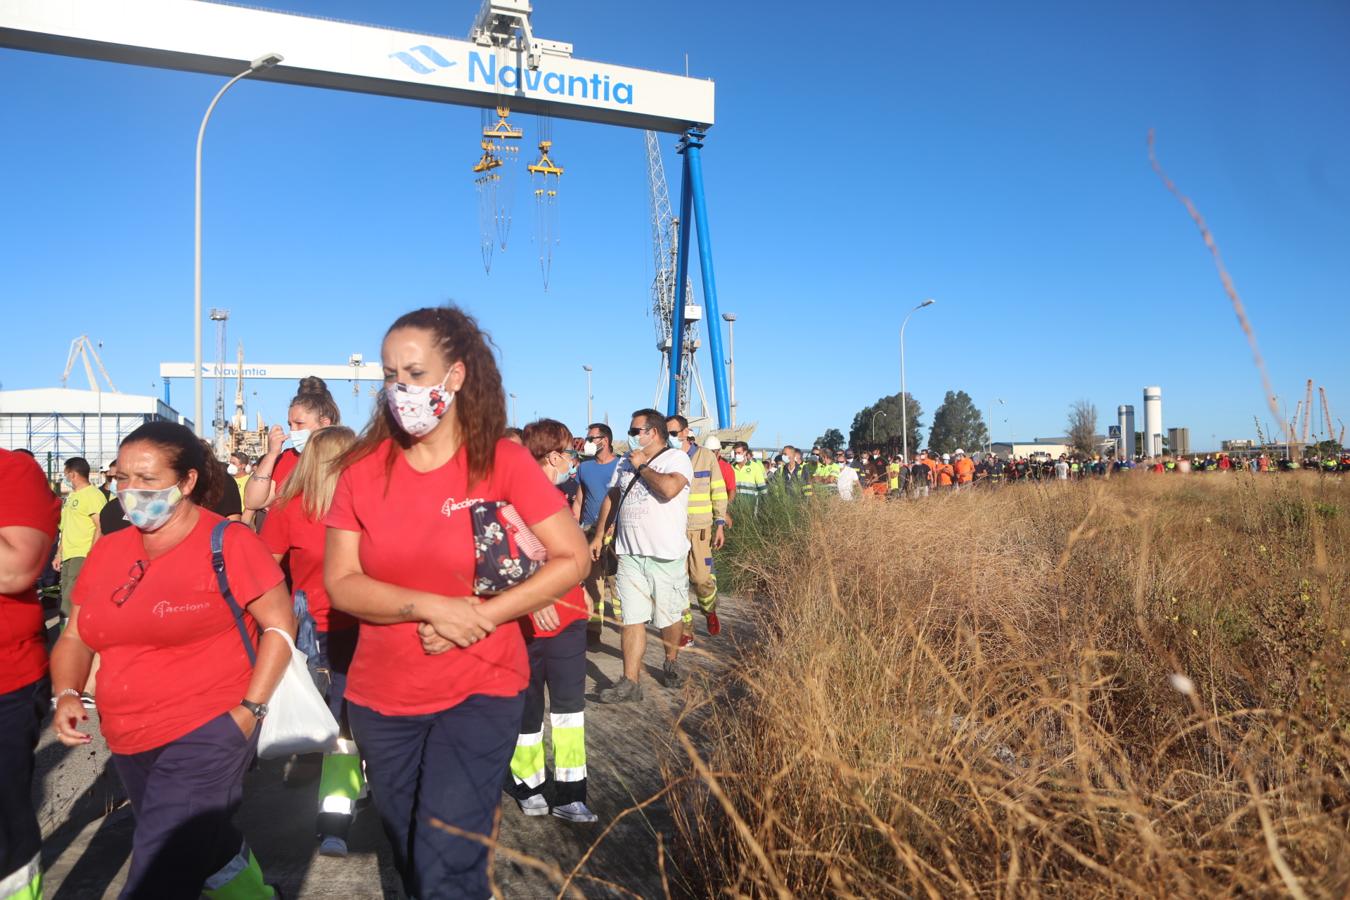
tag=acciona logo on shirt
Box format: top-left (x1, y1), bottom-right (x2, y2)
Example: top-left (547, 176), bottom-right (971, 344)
top-left (152, 600), bottom-right (212, 618)
top-left (440, 497), bottom-right (485, 518)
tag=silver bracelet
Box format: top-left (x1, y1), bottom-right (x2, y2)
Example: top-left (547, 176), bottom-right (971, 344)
top-left (55, 688), bottom-right (81, 702)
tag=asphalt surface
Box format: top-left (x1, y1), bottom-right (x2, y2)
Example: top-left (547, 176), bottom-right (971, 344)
top-left (34, 597), bottom-right (749, 899)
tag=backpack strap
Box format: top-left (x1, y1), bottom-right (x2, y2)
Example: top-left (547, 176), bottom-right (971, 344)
top-left (211, 519), bottom-right (257, 667)
top-left (607, 446), bottom-right (671, 531)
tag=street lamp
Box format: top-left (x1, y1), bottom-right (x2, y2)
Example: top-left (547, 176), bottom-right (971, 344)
top-left (509, 392), bottom-right (518, 427)
top-left (722, 312), bottom-right (737, 429)
top-left (899, 298), bottom-right (935, 462)
top-left (986, 397), bottom-right (1004, 455)
top-left (872, 409), bottom-right (886, 443)
top-left (581, 365), bottom-right (593, 426)
top-left (194, 52), bottom-right (284, 436)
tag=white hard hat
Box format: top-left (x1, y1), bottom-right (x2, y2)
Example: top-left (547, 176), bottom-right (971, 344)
top-left (954, 448), bottom-right (965, 456)
top-left (703, 434), bottom-right (722, 451)
top-left (942, 453), bottom-right (951, 461)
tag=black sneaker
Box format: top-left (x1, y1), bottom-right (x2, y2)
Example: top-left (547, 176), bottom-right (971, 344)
top-left (662, 659), bottom-right (684, 689)
top-left (597, 677), bottom-right (643, 704)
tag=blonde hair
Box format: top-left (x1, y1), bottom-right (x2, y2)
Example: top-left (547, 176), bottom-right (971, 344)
top-left (277, 426), bottom-right (356, 520)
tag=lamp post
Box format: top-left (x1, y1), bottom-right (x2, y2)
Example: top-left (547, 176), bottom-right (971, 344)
top-left (582, 365), bottom-right (593, 426)
top-left (986, 397), bottom-right (1004, 455)
top-left (899, 298), bottom-right (935, 462)
top-left (872, 409), bottom-right (886, 443)
top-left (194, 52), bottom-right (283, 436)
top-left (96, 340), bottom-right (104, 467)
top-left (722, 312), bottom-right (737, 429)
top-left (509, 393), bottom-right (518, 427)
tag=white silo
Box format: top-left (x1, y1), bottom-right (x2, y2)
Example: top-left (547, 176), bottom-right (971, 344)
top-left (1117, 404), bottom-right (1135, 459)
top-left (1143, 387), bottom-right (1163, 457)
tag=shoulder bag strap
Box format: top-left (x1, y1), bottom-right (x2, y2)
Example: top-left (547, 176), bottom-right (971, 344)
top-left (211, 519), bottom-right (258, 666)
top-left (606, 446), bottom-right (670, 531)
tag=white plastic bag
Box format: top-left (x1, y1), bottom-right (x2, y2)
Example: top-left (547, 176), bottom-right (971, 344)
top-left (257, 627), bottom-right (340, 759)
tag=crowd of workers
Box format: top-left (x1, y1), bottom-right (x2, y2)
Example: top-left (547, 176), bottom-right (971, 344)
top-left (5, 304), bottom-right (1349, 899)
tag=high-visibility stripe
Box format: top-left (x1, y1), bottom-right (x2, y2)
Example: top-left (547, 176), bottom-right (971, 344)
top-left (692, 469), bottom-right (712, 478)
top-left (321, 795), bottom-right (356, 815)
top-left (552, 725), bottom-right (586, 772)
top-left (551, 711), bottom-right (584, 730)
top-left (510, 732), bottom-right (547, 788)
top-left (318, 751), bottom-right (364, 805)
top-left (0, 852), bottom-right (41, 900)
top-left (203, 843), bottom-right (274, 898)
top-left (554, 764), bottom-right (587, 783)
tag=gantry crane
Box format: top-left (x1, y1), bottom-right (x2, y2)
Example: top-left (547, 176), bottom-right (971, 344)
top-left (61, 335), bottom-right (118, 393)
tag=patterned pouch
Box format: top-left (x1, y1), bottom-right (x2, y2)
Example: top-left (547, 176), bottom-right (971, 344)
top-left (470, 501), bottom-right (548, 595)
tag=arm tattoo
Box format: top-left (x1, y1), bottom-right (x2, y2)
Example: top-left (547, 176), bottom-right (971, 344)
top-left (396, 603), bottom-right (414, 619)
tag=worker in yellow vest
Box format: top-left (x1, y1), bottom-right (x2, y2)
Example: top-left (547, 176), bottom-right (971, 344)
top-left (667, 417), bottom-right (728, 644)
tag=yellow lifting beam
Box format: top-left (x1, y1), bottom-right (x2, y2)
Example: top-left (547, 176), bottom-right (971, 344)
top-left (527, 140), bottom-right (563, 177)
top-left (483, 104), bottom-right (523, 140)
top-left (472, 139), bottom-right (503, 174)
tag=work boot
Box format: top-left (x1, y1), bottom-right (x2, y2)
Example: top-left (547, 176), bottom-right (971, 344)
top-left (662, 659), bottom-right (685, 689)
top-left (598, 677), bottom-right (643, 704)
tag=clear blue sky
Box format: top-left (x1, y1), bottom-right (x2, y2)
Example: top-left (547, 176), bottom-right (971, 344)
top-left (2, 0), bottom-right (1348, 450)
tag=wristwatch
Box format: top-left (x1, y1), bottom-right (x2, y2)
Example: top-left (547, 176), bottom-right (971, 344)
top-left (239, 699), bottom-right (269, 720)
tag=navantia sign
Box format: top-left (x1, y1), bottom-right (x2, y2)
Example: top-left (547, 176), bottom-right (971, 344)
top-left (0, 0), bottom-right (715, 132)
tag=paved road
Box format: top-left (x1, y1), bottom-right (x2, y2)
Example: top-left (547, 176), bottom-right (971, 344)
top-left (35, 598), bottom-right (749, 898)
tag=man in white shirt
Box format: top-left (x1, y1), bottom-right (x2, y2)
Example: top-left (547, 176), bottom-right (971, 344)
top-left (588, 409), bottom-right (694, 703)
top-left (836, 456), bottom-right (862, 500)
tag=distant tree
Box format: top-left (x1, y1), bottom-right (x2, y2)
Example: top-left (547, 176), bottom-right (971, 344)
top-left (847, 392), bottom-right (923, 451)
top-left (927, 391), bottom-right (989, 455)
top-left (813, 428), bottom-right (845, 452)
top-left (1067, 399), bottom-right (1098, 455)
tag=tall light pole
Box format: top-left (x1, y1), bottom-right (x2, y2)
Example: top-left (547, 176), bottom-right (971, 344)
top-left (986, 397), bottom-right (1004, 455)
top-left (872, 409), bottom-right (886, 444)
top-left (581, 365), bottom-right (593, 426)
top-left (899, 298), bottom-right (935, 462)
top-left (194, 52), bottom-right (283, 436)
top-left (722, 312), bottom-right (737, 428)
top-left (509, 392), bottom-right (518, 427)
top-left (96, 339), bottom-right (104, 467)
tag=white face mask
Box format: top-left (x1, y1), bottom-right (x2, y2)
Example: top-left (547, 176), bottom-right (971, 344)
top-left (582, 440), bottom-right (598, 457)
top-left (734, 454), bottom-right (746, 464)
top-left (386, 373), bottom-right (453, 438)
top-left (226, 463), bottom-right (239, 476)
top-left (289, 429), bottom-right (312, 454)
top-left (121, 484), bottom-right (184, 532)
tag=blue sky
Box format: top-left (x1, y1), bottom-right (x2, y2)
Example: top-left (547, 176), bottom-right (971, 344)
top-left (2, 0), bottom-right (1348, 450)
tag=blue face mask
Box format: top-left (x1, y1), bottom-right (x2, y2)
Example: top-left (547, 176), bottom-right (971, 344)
top-left (669, 435), bottom-right (682, 449)
top-left (107, 480), bottom-right (118, 498)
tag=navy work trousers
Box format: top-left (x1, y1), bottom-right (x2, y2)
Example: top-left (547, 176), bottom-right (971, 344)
top-left (111, 711), bottom-right (258, 899)
top-left (348, 692), bottom-right (524, 900)
top-left (0, 677), bottom-right (48, 893)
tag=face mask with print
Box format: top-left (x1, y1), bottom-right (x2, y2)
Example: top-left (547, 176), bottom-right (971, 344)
top-left (120, 484), bottom-right (184, 532)
top-left (386, 373), bottom-right (453, 438)
top-left (583, 440), bottom-right (598, 457)
top-left (289, 429), bottom-right (312, 454)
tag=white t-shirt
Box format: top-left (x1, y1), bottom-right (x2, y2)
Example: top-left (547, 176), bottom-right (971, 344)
top-left (836, 464), bottom-right (861, 500)
top-left (1055, 460), bottom-right (1069, 480)
top-left (608, 449), bottom-right (694, 559)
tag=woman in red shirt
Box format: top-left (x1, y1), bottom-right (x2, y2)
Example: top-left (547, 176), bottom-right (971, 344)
top-left (244, 376), bottom-right (342, 514)
top-left (0, 449), bottom-right (61, 900)
top-left (51, 421), bottom-right (295, 899)
top-left (509, 419), bottom-right (597, 823)
top-left (260, 424), bottom-right (362, 857)
top-left (325, 306), bottom-right (590, 900)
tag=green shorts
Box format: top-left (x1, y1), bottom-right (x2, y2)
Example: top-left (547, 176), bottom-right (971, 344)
top-left (615, 555), bottom-right (688, 629)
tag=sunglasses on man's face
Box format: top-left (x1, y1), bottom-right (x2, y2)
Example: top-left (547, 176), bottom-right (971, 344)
top-left (627, 427), bottom-right (647, 438)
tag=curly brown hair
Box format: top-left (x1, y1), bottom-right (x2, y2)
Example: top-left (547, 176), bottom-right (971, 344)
top-left (521, 419), bottom-right (572, 462)
top-left (340, 305), bottom-right (506, 487)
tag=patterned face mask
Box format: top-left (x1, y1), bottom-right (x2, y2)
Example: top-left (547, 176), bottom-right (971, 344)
top-left (120, 484), bottom-right (184, 532)
top-left (386, 373), bottom-right (453, 438)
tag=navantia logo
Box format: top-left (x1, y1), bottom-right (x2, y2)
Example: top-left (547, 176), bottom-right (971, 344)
top-left (468, 51), bottom-right (634, 105)
top-left (389, 45), bottom-right (456, 74)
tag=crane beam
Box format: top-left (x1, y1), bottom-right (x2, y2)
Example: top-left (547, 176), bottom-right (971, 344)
top-left (0, 0), bottom-right (714, 133)
top-left (1302, 378), bottom-right (1314, 445)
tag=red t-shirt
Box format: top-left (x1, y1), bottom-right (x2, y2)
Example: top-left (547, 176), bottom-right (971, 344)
top-left (521, 481), bottom-right (588, 639)
top-left (0, 450), bottom-right (61, 693)
top-left (261, 496), bottom-right (354, 632)
top-left (73, 509), bottom-right (285, 754)
top-left (271, 449), bottom-right (300, 492)
top-left (326, 438), bottom-right (566, 716)
top-left (717, 457), bottom-right (736, 501)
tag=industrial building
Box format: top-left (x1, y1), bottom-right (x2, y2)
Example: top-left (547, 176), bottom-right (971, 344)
top-left (1143, 386), bottom-right (1163, 458)
top-left (1167, 427), bottom-right (1191, 456)
top-left (1116, 404), bottom-right (1136, 460)
top-left (0, 387), bottom-right (188, 477)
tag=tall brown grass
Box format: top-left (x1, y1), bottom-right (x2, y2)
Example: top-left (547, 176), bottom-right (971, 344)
top-left (670, 474), bottom-right (1350, 897)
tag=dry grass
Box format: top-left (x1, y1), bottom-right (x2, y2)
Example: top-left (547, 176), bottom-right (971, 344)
top-left (669, 474), bottom-right (1350, 898)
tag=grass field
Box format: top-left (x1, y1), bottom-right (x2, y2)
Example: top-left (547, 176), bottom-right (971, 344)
top-left (671, 474), bottom-right (1350, 898)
